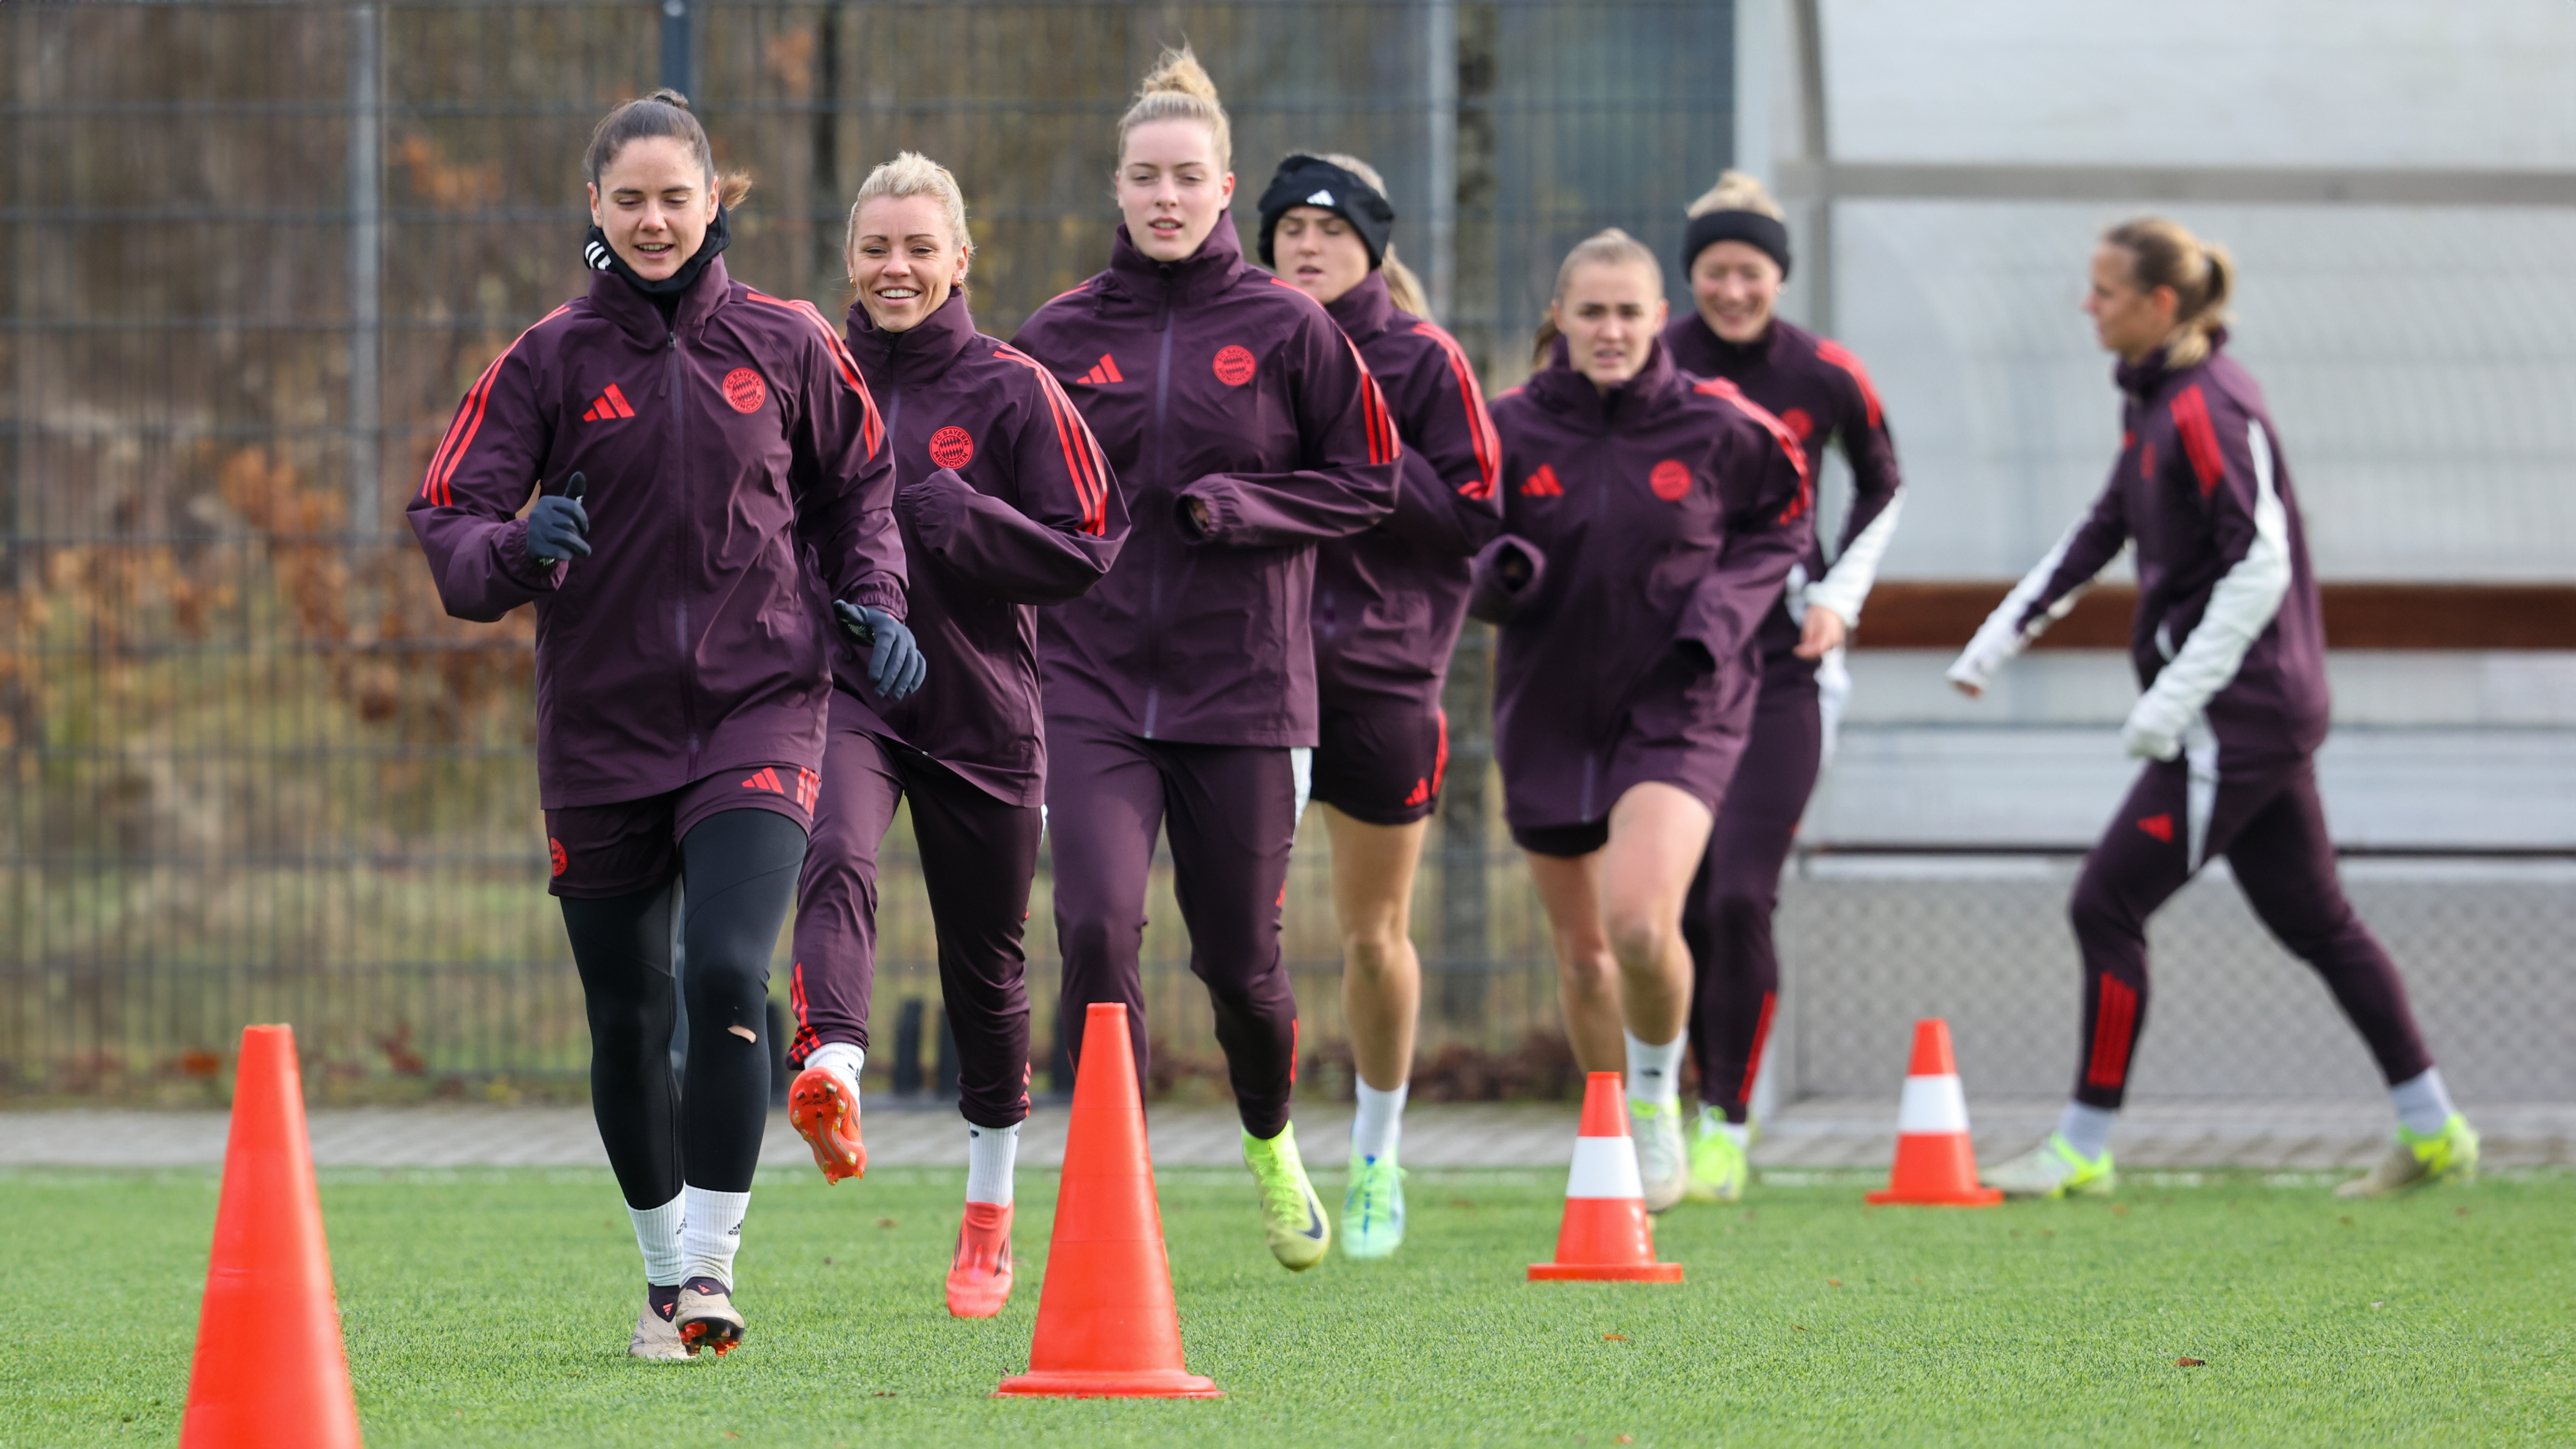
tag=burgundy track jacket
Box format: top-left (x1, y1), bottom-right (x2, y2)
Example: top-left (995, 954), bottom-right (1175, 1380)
top-left (1012, 219), bottom-right (1401, 747)
top-left (1473, 340), bottom-right (1813, 827)
top-left (834, 288), bottom-right (1129, 806)
top-left (1959, 332), bottom-right (2329, 775)
top-left (1664, 312), bottom-right (1903, 654)
top-left (408, 258), bottom-right (903, 808)
top-left (1313, 272), bottom-right (1506, 713)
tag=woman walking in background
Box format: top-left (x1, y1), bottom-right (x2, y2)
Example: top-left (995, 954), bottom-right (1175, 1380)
top-left (1470, 229), bottom-right (1810, 1213)
top-left (407, 91), bottom-right (912, 1357)
top-left (1952, 217), bottom-right (2477, 1200)
top-left (1013, 48), bottom-right (1399, 1270)
top-left (781, 153), bottom-right (1126, 1317)
top-left (1256, 151), bottom-right (1503, 1258)
top-left (1659, 171), bottom-right (1907, 1204)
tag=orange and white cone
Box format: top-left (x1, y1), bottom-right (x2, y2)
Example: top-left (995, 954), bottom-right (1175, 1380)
top-left (1865, 1019), bottom-right (2002, 1206)
top-left (1529, 1072), bottom-right (1684, 1282)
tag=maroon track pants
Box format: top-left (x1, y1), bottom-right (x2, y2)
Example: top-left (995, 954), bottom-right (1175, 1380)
top-left (1683, 658), bottom-right (1822, 1122)
top-left (787, 700), bottom-right (1042, 1129)
top-left (1045, 714), bottom-right (1301, 1139)
top-left (2068, 752), bottom-right (2433, 1109)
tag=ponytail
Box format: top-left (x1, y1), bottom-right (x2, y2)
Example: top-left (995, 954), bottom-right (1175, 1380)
top-left (2103, 216), bottom-right (2232, 367)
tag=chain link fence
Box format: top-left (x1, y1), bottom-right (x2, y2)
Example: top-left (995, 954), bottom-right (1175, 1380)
top-left (5, 2), bottom-right (2565, 1107)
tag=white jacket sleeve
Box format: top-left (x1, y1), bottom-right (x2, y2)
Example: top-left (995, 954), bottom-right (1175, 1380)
top-left (2120, 419), bottom-right (2292, 761)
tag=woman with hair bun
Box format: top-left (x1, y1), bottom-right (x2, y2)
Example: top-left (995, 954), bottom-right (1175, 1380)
top-left (1953, 217), bottom-right (2478, 1201)
top-left (780, 152), bottom-right (1127, 1317)
top-left (407, 89), bottom-right (910, 1358)
top-left (1256, 150), bottom-right (1503, 1258)
top-left (1014, 46), bottom-right (1400, 1271)
top-left (1470, 228), bottom-right (1811, 1214)
top-left (1659, 170), bottom-right (1907, 1204)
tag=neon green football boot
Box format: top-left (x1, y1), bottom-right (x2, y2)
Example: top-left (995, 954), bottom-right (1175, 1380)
top-left (1341, 1151), bottom-right (1407, 1259)
top-left (1683, 1107), bottom-right (1750, 1204)
top-left (1981, 1132), bottom-right (2115, 1199)
top-left (2337, 1114), bottom-right (2480, 1199)
top-left (1243, 1123), bottom-right (1330, 1271)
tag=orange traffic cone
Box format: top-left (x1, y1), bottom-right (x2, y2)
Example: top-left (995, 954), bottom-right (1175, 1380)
top-left (1529, 1072), bottom-right (1683, 1283)
top-left (1865, 1019), bottom-right (2003, 1206)
top-left (181, 1025), bottom-right (364, 1449)
top-left (995, 1002), bottom-right (1220, 1398)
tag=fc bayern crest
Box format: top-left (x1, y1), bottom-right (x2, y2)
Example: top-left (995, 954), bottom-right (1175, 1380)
top-left (1648, 458), bottom-right (1693, 501)
top-left (721, 367), bottom-right (767, 414)
top-left (929, 425), bottom-right (975, 469)
top-left (1212, 344), bottom-right (1257, 386)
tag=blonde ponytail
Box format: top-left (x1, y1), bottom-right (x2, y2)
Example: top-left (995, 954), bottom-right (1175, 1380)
top-left (1685, 169), bottom-right (1784, 221)
top-left (2104, 216), bottom-right (2233, 367)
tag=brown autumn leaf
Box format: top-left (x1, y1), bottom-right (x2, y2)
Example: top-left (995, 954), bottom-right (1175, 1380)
top-left (1603, 1333), bottom-right (1627, 1342)
top-left (2112, 1203), bottom-right (2131, 1217)
top-left (876, 1218), bottom-right (898, 1229)
top-left (2455, 1206), bottom-right (2470, 1217)
top-left (1827, 1279), bottom-right (1843, 1287)
top-left (1617, 1437), bottom-right (1634, 1444)
top-left (2176, 1357), bottom-right (2206, 1368)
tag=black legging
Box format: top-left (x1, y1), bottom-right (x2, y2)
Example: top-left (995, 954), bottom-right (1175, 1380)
top-left (563, 807), bottom-right (808, 1203)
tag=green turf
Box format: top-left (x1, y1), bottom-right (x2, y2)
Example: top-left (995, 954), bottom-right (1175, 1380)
top-left (8, 1161), bottom-right (2569, 1447)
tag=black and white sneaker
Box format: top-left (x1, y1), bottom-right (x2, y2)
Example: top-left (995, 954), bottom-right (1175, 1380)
top-left (674, 1276), bottom-right (745, 1357)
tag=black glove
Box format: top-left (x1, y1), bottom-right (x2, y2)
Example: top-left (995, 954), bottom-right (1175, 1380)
top-left (528, 473), bottom-right (590, 565)
top-left (835, 600), bottom-right (926, 700)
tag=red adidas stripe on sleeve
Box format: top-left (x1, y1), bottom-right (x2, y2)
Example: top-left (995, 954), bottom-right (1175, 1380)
top-left (1813, 337), bottom-right (1885, 429)
top-left (994, 344), bottom-right (1113, 536)
top-left (1695, 377), bottom-right (1812, 523)
top-left (1412, 320), bottom-right (1501, 499)
top-left (419, 304), bottom-right (571, 510)
top-left (2169, 384), bottom-right (2225, 497)
top-left (748, 291), bottom-right (886, 457)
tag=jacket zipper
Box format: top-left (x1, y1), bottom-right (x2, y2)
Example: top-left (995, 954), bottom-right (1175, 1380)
top-left (670, 325), bottom-right (701, 773)
top-left (1140, 273), bottom-right (1176, 739)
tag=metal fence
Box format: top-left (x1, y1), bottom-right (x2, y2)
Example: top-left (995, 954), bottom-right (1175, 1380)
top-left (4, 2), bottom-right (2565, 1108)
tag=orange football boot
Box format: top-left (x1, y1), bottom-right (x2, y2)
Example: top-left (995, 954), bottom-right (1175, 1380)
top-left (787, 1066), bottom-right (866, 1183)
top-left (944, 1202), bottom-right (1014, 1318)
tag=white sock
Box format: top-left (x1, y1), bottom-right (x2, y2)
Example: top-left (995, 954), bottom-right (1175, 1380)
top-left (2390, 1067), bottom-right (2456, 1138)
top-left (1623, 1028), bottom-right (1685, 1108)
top-left (965, 1121), bottom-right (1020, 1206)
top-left (1351, 1080), bottom-right (1408, 1164)
top-left (1693, 1105), bottom-right (1748, 1149)
top-left (805, 1041), bottom-right (865, 1093)
top-left (679, 1186), bottom-right (751, 1288)
top-left (2056, 1102), bottom-right (2118, 1162)
top-left (626, 1191), bottom-right (685, 1286)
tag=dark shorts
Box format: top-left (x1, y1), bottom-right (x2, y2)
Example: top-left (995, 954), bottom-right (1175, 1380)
top-left (1309, 704), bottom-right (1448, 826)
top-left (546, 763), bottom-right (819, 898)
top-left (1511, 818), bottom-right (1609, 859)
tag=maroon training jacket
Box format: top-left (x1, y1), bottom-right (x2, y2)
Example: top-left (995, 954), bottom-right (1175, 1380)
top-left (1313, 271), bottom-right (1506, 714)
top-left (2014, 332), bottom-right (2329, 772)
top-left (408, 258), bottom-right (903, 808)
top-left (1473, 340), bottom-right (1814, 828)
top-left (833, 288), bottom-right (1129, 806)
top-left (1664, 312), bottom-right (1901, 664)
top-left (1012, 219), bottom-right (1401, 747)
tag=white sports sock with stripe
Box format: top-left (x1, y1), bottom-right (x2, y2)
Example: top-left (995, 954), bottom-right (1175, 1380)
top-left (1623, 1028), bottom-right (1685, 1109)
top-left (965, 1121), bottom-right (1020, 1206)
top-left (2056, 1102), bottom-right (2117, 1162)
top-left (1351, 1080), bottom-right (1408, 1163)
top-left (626, 1191), bottom-right (685, 1286)
top-left (804, 1041), bottom-right (864, 1093)
top-left (680, 1186), bottom-right (750, 1288)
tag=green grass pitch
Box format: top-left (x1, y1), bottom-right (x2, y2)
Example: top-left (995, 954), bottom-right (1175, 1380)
top-left (8, 1163), bottom-right (2569, 1447)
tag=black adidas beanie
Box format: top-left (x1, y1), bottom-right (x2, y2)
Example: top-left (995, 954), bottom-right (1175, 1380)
top-left (1256, 155), bottom-right (1396, 270)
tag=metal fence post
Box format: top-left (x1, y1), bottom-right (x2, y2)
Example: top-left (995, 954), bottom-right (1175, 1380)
top-left (347, 3), bottom-right (382, 540)
top-left (660, 0), bottom-right (693, 99)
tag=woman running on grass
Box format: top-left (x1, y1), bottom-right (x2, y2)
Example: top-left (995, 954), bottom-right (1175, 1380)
top-left (1658, 172), bottom-right (1907, 1205)
top-left (1952, 217), bottom-right (2479, 1200)
top-left (407, 90), bottom-right (914, 1359)
top-left (1254, 152), bottom-right (1503, 1259)
top-left (1013, 46), bottom-right (1400, 1271)
top-left (1470, 229), bottom-right (1811, 1214)
top-left (780, 153), bottom-right (1127, 1318)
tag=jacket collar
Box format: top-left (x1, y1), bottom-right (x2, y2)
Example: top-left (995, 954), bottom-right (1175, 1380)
top-left (1676, 310), bottom-right (1777, 373)
top-left (1107, 215), bottom-right (1247, 313)
top-left (1526, 333), bottom-right (1682, 432)
top-left (587, 254), bottom-right (733, 346)
top-left (2117, 325), bottom-right (2227, 400)
top-left (1323, 269), bottom-right (1396, 341)
top-left (843, 286), bottom-right (978, 386)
